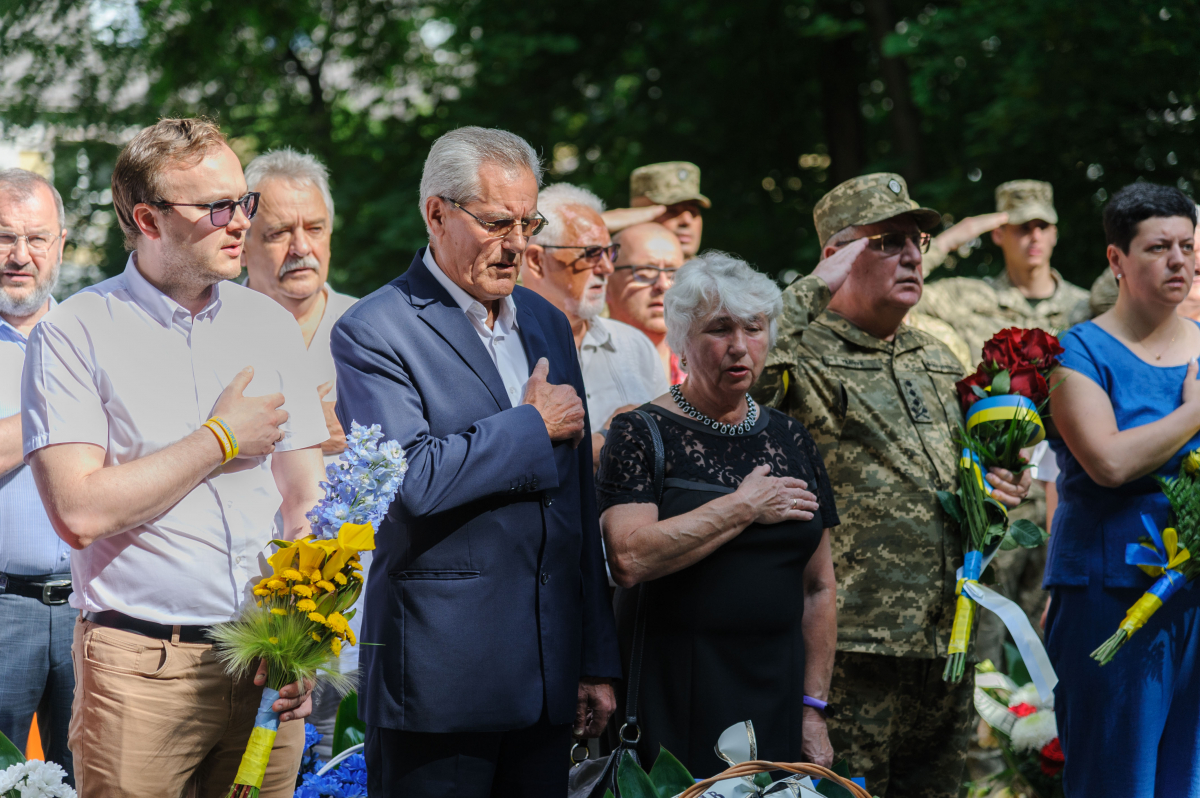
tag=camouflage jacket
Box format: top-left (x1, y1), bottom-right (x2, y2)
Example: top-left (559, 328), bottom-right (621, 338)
top-left (756, 276), bottom-right (967, 660)
top-left (916, 269), bottom-right (1088, 365)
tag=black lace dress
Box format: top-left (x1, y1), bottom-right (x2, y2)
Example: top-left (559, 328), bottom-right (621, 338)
top-left (596, 403), bottom-right (839, 777)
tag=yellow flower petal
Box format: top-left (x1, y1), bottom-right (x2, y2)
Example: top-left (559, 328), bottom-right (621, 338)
top-left (267, 544), bottom-right (299, 574)
top-left (253, 588), bottom-right (271, 597)
top-left (315, 580), bottom-right (336, 593)
top-left (271, 608), bottom-right (288, 616)
top-left (266, 579), bottom-right (286, 592)
top-left (268, 637), bottom-right (279, 645)
top-left (292, 584), bottom-right (313, 598)
top-left (347, 628), bottom-right (357, 646)
top-left (333, 572), bottom-right (348, 586)
top-left (311, 632), bottom-right (322, 643)
top-left (330, 637), bottom-right (342, 656)
top-left (281, 569), bottom-right (304, 582)
top-left (296, 599), bottom-right (317, 612)
top-left (338, 522), bottom-right (376, 552)
top-left (307, 612), bottom-right (327, 624)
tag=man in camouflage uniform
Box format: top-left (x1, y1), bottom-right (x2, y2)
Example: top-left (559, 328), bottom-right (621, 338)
top-left (917, 181), bottom-right (1087, 665)
top-left (755, 173), bottom-right (1029, 798)
top-left (917, 180), bottom-right (1087, 362)
top-left (602, 161), bottom-right (708, 257)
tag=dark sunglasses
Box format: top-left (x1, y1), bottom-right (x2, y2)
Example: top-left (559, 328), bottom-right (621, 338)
top-left (541, 243), bottom-right (620, 264)
top-left (149, 192), bottom-right (261, 227)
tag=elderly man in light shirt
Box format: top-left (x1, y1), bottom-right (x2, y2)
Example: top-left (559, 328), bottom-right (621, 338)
top-left (524, 183), bottom-right (668, 468)
top-left (242, 147), bottom-right (361, 757)
top-left (0, 169), bottom-right (75, 784)
top-left (21, 118), bottom-right (328, 798)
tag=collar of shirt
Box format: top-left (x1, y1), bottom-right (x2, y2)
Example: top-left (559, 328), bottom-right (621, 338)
top-left (422, 245), bottom-right (519, 337)
top-left (0, 295), bottom-right (57, 348)
top-left (123, 252), bottom-right (222, 328)
top-left (817, 310), bottom-right (929, 355)
top-left (580, 316), bottom-right (616, 352)
top-left (987, 267), bottom-right (1065, 310)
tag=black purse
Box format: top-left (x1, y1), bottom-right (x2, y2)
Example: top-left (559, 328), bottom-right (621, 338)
top-left (568, 408), bottom-right (664, 798)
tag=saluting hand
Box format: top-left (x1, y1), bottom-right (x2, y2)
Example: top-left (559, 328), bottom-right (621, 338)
top-left (521, 357), bottom-right (586, 447)
top-left (811, 237), bottom-right (869, 296)
top-left (212, 366), bottom-right (289, 458)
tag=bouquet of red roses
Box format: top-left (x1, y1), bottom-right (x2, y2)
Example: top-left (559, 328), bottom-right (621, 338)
top-left (938, 328), bottom-right (1063, 686)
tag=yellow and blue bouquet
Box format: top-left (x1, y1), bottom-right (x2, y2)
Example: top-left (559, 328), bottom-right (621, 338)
top-left (1091, 451), bottom-right (1200, 665)
top-left (211, 422), bottom-right (406, 798)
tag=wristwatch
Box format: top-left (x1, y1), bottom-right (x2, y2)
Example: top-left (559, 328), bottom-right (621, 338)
top-left (803, 695), bottom-right (835, 717)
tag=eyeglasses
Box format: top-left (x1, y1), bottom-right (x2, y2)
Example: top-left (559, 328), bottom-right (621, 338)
top-left (541, 243), bottom-right (620, 267)
top-left (440, 197), bottom-right (547, 238)
top-left (149, 192), bottom-right (261, 227)
top-left (614, 264), bottom-right (679, 285)
top-left (853, 231), bottom-right (932, 255)
top-left (0, 232), bottom-right (61, 255)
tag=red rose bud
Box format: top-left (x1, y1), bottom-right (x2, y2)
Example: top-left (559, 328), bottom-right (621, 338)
top-left (1020, 329), bottom-right (1065, 370)
top-left (1008, 364), bottom-right (1050, 406)
top-left (1008, 702), bottom-right (1038, 717)
top-left (1040, 738), bottom-right (1065, 777)
top-left (982, 328), bottom-right (1025, 371)
top-left (956, 366), bottom-right (992, 411)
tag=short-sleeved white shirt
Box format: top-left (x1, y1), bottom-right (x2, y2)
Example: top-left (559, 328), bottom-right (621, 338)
top-left (579, 316), bottom-right (669, 429)
top-left (21, 255), bottom-right (328, 625)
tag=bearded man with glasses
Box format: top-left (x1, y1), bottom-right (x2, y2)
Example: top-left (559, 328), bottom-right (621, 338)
top-left (755, 173), bottom-right (1031, 798)
top-left (20, 118), bottom-right (329, 797)
top-left (524, 183), bottom-right (668, 470)
top-left (330, 127), bottom-right (620, 797)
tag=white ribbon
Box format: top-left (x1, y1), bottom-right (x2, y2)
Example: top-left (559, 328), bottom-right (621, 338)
top-left (955, 564), bottom-right (1058, 703)
top-left (691, 721), bottom-right (823, 798)
top-left (972, 672), bottom-right (1020, 736)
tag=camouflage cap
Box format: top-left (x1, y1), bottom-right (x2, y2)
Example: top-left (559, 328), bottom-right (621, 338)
top-left (629, 161), bottom-right (712, 208)
top-left (813, 173), bottom-right (941, 247)
top-left (995, 179), bottom-right (1057, 226)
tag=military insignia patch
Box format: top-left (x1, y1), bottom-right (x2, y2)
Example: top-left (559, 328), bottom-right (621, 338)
top-left (677, 168), bottom-right (689, 181)
top-left (888, 179), bottom-right (902, 195)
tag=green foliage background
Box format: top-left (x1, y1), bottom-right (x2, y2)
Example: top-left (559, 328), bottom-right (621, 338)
top-left (3, 0), bottom-right (1197, 297)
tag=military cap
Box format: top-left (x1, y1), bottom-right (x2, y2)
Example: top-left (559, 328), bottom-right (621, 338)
top-left (630, 161), bottom-right (711, 208)
top-left (813, 173), bottom-right (940, 247)
top-left (995, 179), bottom-right (1058, 226)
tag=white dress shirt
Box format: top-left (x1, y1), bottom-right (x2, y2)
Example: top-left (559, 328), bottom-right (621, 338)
top-left (0, 298), bottom-right (72, 577)
top-left (579, 316), bottom-right (669, 429)
top-left (21, 255), bottom-right (328, 625)
top-left (423, 246), bottom-right (530, 406)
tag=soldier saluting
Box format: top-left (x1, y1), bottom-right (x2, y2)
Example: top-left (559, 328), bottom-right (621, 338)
top-left (756, 173), bottom-right (1030, 798)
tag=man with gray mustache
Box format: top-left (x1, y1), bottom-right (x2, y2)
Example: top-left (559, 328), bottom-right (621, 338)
top-left (242, 148), bottom-right (360, 757)
top-left (524, 183), bottom-right (667, 470)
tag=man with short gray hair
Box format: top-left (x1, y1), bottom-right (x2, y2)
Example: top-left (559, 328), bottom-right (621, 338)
top-left (332, 126), bottom-right (621, 797)
top-left (0, 168), bottom-right (74, 784)
top-left (525, 183), bottom-right (667, 466)
top-left (242, 147), bottom-right (360, 758)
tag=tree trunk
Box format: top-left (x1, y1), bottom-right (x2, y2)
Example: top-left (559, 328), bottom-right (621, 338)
top-left (820, 35), bottom-right (864, 185)
top-left (864, 0), bottom-right (924, 181)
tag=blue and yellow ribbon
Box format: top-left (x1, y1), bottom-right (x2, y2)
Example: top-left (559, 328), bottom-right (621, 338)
top-left (233, 687), bottom-right (280, 789)
top-left (965, 395), bottom-right (1046, 446)
top-left (1118, 515), bottom-right (1191, 637)
top-left (948, 551), bottom-right (983, 655)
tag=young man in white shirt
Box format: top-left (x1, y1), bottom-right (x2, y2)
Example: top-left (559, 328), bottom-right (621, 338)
top-left (21, 118), bottom-right (328, 798)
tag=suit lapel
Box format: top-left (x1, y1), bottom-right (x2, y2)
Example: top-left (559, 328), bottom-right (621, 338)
top-left (514, 292), bottom-right (551, 374)
top-left (407, 250), bottom-right (511, 411)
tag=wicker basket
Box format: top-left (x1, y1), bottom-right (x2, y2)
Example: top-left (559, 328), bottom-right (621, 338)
top-left (676, 760), bottom-right (872, 798)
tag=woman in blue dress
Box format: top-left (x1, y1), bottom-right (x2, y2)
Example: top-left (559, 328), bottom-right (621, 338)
top-left (1047, 182), bottom-right (1200, 795)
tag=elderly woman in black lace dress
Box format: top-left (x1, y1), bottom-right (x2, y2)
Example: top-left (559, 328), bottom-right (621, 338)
top-left (596, 251), bottom-right (838, 777)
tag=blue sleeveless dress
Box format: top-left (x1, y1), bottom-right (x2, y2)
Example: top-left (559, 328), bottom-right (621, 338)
top-left (1045, 320), bottom-right (1200, 796)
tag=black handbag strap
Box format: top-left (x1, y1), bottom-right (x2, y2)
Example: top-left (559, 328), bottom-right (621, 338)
top-left (621, 409), bottom-right (664, 739)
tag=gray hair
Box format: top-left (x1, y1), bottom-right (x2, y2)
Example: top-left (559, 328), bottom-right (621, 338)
top-left (533, 183), bottom-right (605, 247)
top-left (244, 147), bottom-right (334, 219)
top-left (419, 126), bottom-right (544, 235)
top-left (0, 168), bottom-right (65, 230)
top-left (664, 250), bottom-right (783, 357)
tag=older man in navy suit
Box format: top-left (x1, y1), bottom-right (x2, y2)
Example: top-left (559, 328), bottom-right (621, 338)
top-left (331, 127), bottom-right (621, 797)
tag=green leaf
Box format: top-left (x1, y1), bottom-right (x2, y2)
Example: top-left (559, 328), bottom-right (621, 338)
top-left (616, 751), bottom-right (659, 798)
top-left (647, 747), bottom-right (694, 798)
top-left (971, 385), bottom-right (989, 399)
top-left (0, 728), bottom-right (24, 769)
top-left (604, 792), bottom-right (615, 798)
top-left (991, 370), bottom-right (1011, 395)
top-left (1008, 519), bottom-right (1046, 549)
top-left (1004, 642), bottom-right (1032, 687)
top-left (753, 771), bottom-right (774, 789)
top-left (984, 523), bottom-right (1007, 545)
top-left (332, 691), bottom-right (367, 756)
top-left (999, 531), bottom-right (1019, 551)
top-left (937, 490), bottom-right (965, 525)
top-left (815, 758), bottom-right (856, 798)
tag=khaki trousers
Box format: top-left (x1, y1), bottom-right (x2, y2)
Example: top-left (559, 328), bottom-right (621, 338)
top-left (70, 618), bottom-right (304, 798)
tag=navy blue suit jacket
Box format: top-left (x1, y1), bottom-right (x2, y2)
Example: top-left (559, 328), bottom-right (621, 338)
top-left (331, 249), bottom-right (622, 733)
